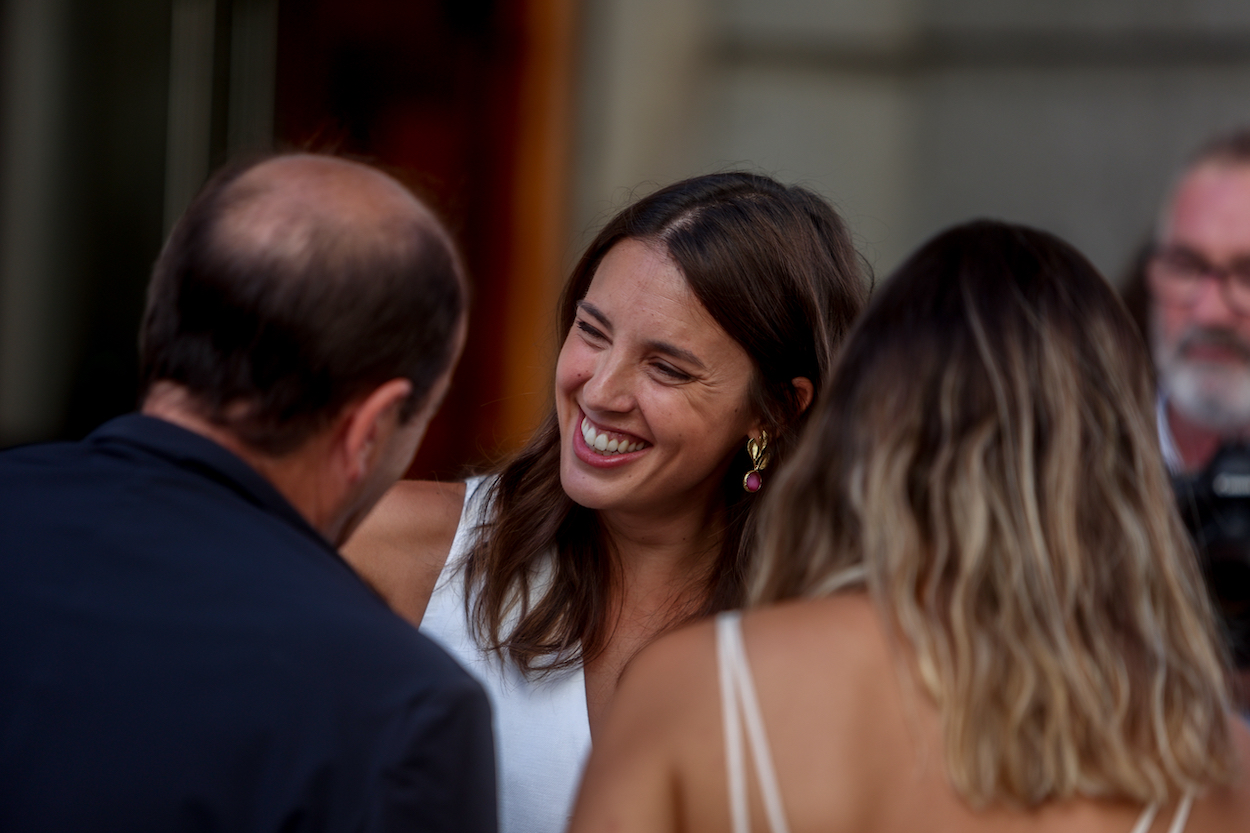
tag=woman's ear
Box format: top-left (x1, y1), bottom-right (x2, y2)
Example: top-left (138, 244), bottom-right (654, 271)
top-left (747, 378), bottom-right (815, 439)
top-left (791, 377), bottom-right (814, 415)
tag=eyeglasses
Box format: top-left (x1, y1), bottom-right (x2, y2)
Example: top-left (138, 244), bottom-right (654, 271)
top-left (1147, 245), bottom-right (1250, 315)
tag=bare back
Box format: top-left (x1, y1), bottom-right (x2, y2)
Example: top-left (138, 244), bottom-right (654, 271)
top-left (569, 593), bottom-right (1250, 833)
top-left (341, 479), bottom-right (465, 626)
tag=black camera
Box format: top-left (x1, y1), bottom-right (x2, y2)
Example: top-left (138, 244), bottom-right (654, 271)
top-left (1173, 442), bottom-right (1250, 667)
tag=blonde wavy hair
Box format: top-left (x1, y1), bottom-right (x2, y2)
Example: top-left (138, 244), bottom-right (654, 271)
top-left (751, 220), bottom-right (1233, 807)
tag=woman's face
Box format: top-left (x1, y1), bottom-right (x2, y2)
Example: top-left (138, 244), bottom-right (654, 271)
top-left (555, 238), bottom-right (761, 520)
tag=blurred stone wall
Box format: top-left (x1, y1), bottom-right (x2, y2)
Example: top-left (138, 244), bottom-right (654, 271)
top-left (571, 0), bottom-right (1250, 282)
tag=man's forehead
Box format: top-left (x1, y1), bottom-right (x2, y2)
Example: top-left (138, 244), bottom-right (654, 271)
top-left (1163, 163), bottom-right (1250, 257)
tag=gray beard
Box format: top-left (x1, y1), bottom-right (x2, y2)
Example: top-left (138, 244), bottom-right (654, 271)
top-left (1157, 354), bottom-right (1250, 432)
top-left (1153, 318), bottom-right (1250, 432)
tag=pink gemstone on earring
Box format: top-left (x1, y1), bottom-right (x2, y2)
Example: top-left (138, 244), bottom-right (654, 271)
top-left (744, 471), bottom-right (762, 492)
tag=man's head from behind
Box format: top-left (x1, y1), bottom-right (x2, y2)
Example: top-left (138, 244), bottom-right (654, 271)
top-left (140, 154), bottom-right (466, 541)
top-left (1150, 129), bottom-right (1250, 432)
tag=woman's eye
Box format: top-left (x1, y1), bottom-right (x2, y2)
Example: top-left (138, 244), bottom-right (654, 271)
top-left (576, 320), bottom-right (606, 341)
top-left (652, 362), bottom-right (692, 382)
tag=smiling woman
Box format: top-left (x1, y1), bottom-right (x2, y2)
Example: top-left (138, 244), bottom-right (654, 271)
top-left (557, 239), bottom-right (764, 519)
top-left (342, 171), bottom-right (869, 833)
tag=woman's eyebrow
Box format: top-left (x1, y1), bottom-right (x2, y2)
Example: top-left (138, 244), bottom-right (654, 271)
top-left (578, 300), bottom-right (706, 369)
top-left (577, 301), bottom-right (611, 329)
top-left (644, 339), bottom-right (706, 370)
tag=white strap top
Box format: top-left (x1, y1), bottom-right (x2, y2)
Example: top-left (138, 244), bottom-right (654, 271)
top-left (718, 611), bottom-right (791, 833)
top-left (714, 610), bottom-right (1194, 833)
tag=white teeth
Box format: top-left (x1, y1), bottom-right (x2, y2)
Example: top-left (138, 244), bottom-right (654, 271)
top-left (580, 416), bottom-right (645, 456)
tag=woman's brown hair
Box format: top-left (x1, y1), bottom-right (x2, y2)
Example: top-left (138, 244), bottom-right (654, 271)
top-left (463, 172), bottom-right (869, 673)
top-left (752, 220), bottom-right (1232, 805)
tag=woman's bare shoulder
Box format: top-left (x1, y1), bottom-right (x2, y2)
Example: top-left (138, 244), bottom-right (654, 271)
top-left (572, 598), bottom-right (896, 833)
top-left (620, 618), bottom-right (722, 716)
top-left (745, 592), bottom-right (888, 673)
top-left (1193, 717), bottom-right (1250, 828)
top-left (569, 619), bottom-right (722, 833)
top-left (342, 479), bottom-right (467, 626)
top-left (597, 618), bottom-right (722, 751)
top-left (601, 595), bottom-right (888, 758)
top-left (359, 479), bottom-right (467, 545)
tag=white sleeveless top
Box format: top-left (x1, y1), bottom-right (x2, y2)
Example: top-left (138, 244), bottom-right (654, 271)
top-left (715, 611), bottom-right (1194, 833)
top-left (420, 477), bottom-right (592, 833)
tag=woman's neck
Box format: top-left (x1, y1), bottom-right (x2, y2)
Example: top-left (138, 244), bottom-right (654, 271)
top-left (593, 500), bottom-right (726, 665)
top-left (597, 498), bottom-right (725, 590)
top-left (582, 506), bottom-right (725, 738)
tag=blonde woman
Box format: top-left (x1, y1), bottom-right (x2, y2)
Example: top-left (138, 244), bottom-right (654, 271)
top-left (569, 220), bottom-right (1250, 832)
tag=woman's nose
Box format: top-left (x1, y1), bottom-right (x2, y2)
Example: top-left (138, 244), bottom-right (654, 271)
top-left (581, 353), bottom-right (635, 414)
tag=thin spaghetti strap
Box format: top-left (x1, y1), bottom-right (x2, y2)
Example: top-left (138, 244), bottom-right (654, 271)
top-left (718, 613), bottom-right (749, 833)
top-left (1129, 792), bottom-right (1194, 833)
top-left (717, 611), bottom-right (792, 833)
top-left (1165, 793), bottom-right (1194, 833)
top-left (727, 616), bottom-right (791, 833)
top-left (1129, 804), bottom-right (1159, 833)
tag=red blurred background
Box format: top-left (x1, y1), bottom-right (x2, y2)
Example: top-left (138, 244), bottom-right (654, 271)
top-left (275, 0), bottom-right (577, 479)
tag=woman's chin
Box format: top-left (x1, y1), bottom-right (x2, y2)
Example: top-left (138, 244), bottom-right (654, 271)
top-left (558, 452), bottom-right (647, 513)
top-left (559, 461), bottom-right (613, 510)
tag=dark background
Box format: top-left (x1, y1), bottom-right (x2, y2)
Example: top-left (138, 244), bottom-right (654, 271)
top-left (0, 0), bottom-right (576, 479)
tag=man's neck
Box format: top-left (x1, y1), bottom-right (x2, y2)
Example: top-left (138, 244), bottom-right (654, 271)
top-left (141, 383), bottom-right (340, 539)
top-left (1166, 399), bottom-right (1230, 474)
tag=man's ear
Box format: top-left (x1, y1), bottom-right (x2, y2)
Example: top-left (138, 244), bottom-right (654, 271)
top-left (791, 377), bottom-right (814, 415)
top-left (339, 378), bottom-right (414, 484)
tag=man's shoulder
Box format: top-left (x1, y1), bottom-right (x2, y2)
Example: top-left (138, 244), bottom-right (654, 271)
top-left (0, 416), bottom-right (225, 503)
top-left (0, 433), bottom-right (92, 472)
top-left (0, 418), bottom-right (483, 684)
top-left (308, 582), bottom-right (478, 683)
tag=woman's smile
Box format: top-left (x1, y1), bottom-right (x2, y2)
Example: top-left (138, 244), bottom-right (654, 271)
top-left (579, 412), bottom-right (649, 455)
top-left (572, 410), bottom-right (651, 468)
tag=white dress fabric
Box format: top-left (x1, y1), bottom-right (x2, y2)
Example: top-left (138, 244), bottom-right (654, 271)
top-left (715, 611), bottom-right (1194, 833)
top-left (421, 476), bottom-right (592, 833)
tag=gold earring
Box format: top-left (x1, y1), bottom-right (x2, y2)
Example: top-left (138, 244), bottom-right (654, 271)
top-left (743, 430), bottom-right (770, 493)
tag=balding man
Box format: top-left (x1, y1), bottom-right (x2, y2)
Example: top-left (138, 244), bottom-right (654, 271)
top-left (0, 155), bottom-right (496, 832)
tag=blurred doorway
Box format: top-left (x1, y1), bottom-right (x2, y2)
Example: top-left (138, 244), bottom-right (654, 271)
top-left (0, 0), bottom-right (576, 478)
top-left (275, 0), bottom-right (577, 479)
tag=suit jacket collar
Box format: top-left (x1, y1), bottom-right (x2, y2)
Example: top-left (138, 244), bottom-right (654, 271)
top-left (89, 413), bottom-right (335, 555)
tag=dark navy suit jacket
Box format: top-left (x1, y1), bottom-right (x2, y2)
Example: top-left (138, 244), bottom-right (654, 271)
top-left (0, 415), bottom-right (496, 832)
